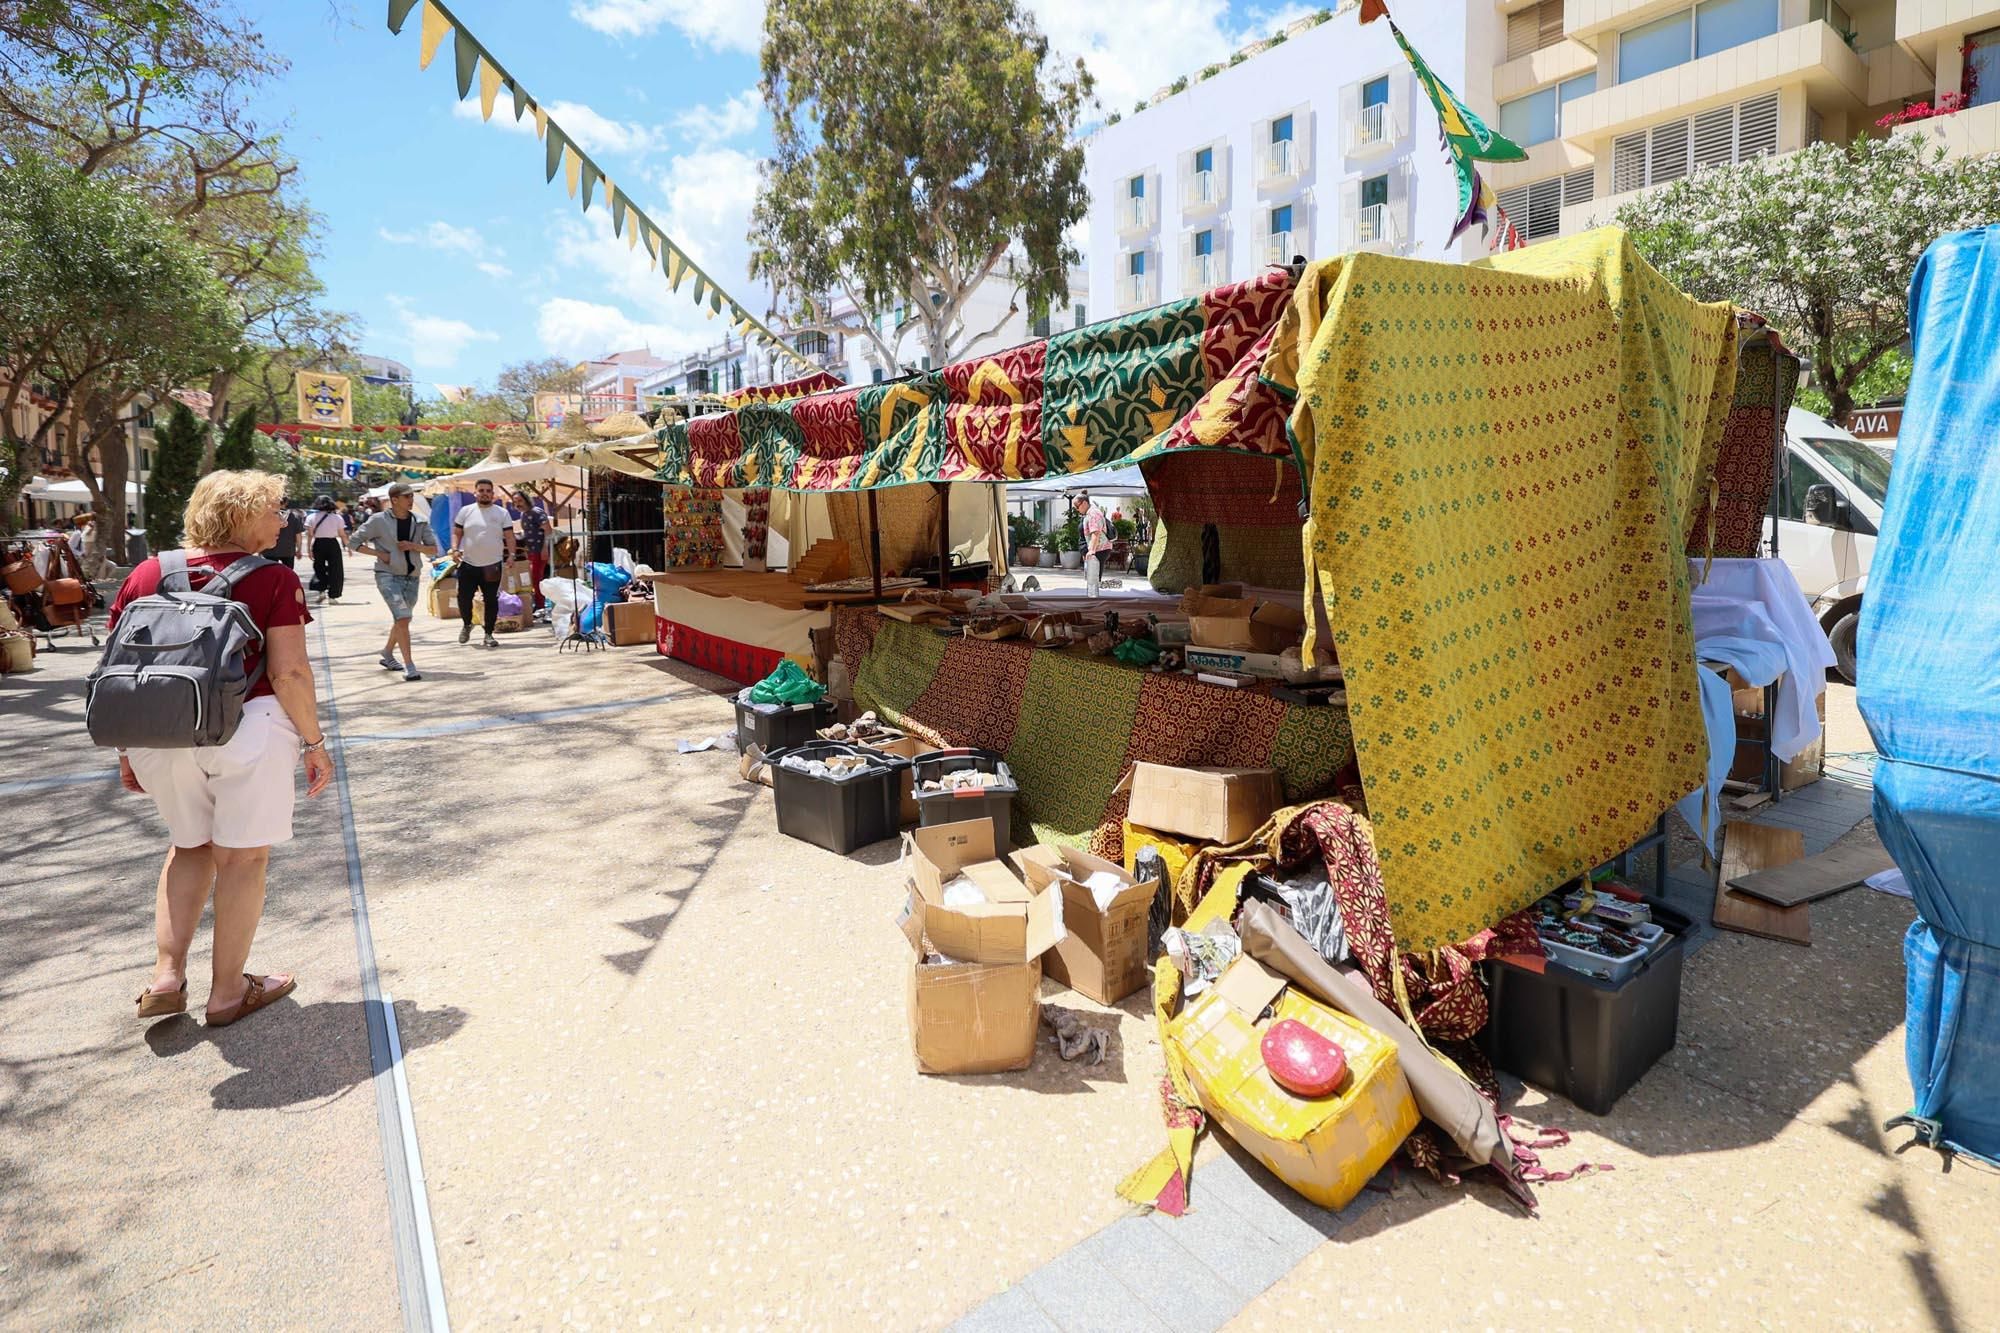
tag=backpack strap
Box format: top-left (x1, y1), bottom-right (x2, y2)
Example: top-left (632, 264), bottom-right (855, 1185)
top-left (157, 549), bottom-right (192, 593)
top-left (203, 553), bottom-right (272, 596)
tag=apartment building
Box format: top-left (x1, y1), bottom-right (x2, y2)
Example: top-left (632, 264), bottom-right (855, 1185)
top-left (1489, 0), bottom-right (2000, 242)
top-left (1084, 5), bottom-right (1504, 314)
top-left (581, 347), bottom-right (675, 417)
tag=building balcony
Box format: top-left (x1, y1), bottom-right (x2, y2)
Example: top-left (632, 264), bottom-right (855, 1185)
top-left (1560, 22), bottom-right (1868, 147)
top-left (1263, 229), bottom-right (1298, 266)
top-left (1865, 40), bottom-right (1938, 104)
top-left (1121, 271), bottom-right (1159, 310)
top-left (1345, 203), bottom-right (1407, 255)
top-left (1182, 251), bottom-right (1221, 292)
top-left (1493, 40), bottom-right (1599, 104)
top-left (1565, 0), bottom-right (1691, 43)
top-left (1347, 101), bottom-right (1400, 157)
top-left (1257, 138), bottom-right (1301, 187)
top-left (1896, 0), bottom-right (2000, 48)
top-left (1181, 169), bottom-right (1222, 215)
top-left (1891, 98), bottom-right (2000, 159)
top-left (1116, 193), bottom-right (1158, 238)
top-left (682, 352), bottom-right (711, 372)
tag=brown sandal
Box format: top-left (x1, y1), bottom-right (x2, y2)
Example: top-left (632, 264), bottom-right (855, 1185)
top-left (204, 973), bottom-right (296, 1028)
top-left (136, 980), bottom-right (188, 1019)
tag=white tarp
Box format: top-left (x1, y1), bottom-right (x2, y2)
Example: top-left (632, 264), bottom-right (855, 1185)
top-left (24, 476), bottom-right (141, 504)
top-left (420, 457), bottom-right (588, 497)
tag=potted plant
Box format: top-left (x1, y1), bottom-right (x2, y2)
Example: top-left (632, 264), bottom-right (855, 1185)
top-left (1008, 513), bottom-right (1044, 567)
top-left (1055, 513), bottom-right (1085, 569)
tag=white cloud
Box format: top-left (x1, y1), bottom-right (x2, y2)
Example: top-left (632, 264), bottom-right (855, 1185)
top-left (569, 0), bottom-right (761, 53)
top-left (379, 220), bottom-right (492, 256)
top-left (476, 260), bottom-right (515, 279)
top-left (535, 297), bottom-right (706, 362)
top-left (673, 89), bottom-right (761, 147)
top-left (1026, 1), bottom-right (1320, 118)
top-left (451, 96), bottom-right (665, 159)
top-left (385, 296), bottom-right (501, 370)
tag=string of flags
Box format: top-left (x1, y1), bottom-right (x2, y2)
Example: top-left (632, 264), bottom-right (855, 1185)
top-left (385, 0), bottom-right (819, 375)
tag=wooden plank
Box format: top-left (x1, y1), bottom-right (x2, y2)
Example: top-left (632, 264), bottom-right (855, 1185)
top-left (1713, 820), bottom-right (1812, 946)
top-left (1728, 841), bottom-right (1895, 908)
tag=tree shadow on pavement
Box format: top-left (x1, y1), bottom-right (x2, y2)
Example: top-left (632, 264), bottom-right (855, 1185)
top-left (142, 999), bottom-right (469, 1111)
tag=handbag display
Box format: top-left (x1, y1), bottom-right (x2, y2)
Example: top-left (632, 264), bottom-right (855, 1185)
top-left (3, 560), bottom-right (44, 595)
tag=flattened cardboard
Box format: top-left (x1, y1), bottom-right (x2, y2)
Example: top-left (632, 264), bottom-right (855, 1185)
top-left (1213, 955), bottom-right (1289, 1018)
top-left (1013, 843), bottom-right (1158, 1004)
top-left (1189, 600), bottom-right (1305, 654)
top-left (899, 896), bottom-right (1041, 1074)
top-left (863, 734), bottom-right (926, 825)
top-left (906, 819), bottom-right (1063, 965)
top-left (1115, 763), bottom-right (1283, 844)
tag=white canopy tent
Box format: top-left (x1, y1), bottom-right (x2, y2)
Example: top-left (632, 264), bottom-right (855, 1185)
top-left (419, 457), bottom-right (588, 498)
top-left (1004, 463), bottom-right (1149, 504)
top-left (24, 476), bottom-right (142, 505)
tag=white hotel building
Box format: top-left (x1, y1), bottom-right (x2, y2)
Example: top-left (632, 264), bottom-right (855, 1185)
top-left (1083, 6), bottom-right (1506, 315)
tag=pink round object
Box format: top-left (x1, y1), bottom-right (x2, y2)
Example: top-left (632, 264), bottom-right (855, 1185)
top-left (1260, 1018), bottom-right (1348, 1097)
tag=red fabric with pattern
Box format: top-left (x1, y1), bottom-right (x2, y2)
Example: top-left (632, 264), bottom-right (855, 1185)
top-left (942, 339), bottom-right (1047, 482)
top-left (686, 413), bottom-right (744, 489)
top-left (1685, 403), bottom-right (1777, 558)
top-left (833, 606), bottom-right (882, 678)
top-left (1146, 450), bottom-right (1302, 527)
top-left (1198, 269), bottom-right (1294, 384)
top-left (657, 616), bottom-right (783, 686)
top-left (904, 635), bottom-right (1034, 752)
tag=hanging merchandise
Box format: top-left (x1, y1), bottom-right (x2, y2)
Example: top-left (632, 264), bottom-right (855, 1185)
top-left (384, 0), bottom-right (818, 376)
top-left (662, 487), bottom-right (725, 568)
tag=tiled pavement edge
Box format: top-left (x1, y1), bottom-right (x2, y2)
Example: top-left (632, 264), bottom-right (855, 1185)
top-left (955, 769), bottom-right (1879, 1333)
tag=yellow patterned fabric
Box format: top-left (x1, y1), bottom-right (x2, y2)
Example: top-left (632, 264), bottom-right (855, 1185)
top-left (1268, 228), bottom-right (1739, 949)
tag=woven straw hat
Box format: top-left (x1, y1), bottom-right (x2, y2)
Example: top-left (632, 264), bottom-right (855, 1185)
top-left (541, 416), bottom-right (600, 449)
top-left (482, 425), bottom-right (534, 466)
top-left (592, 410), bottom-right (650, 439)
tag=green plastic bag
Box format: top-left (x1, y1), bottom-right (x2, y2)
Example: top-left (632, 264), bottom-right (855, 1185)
top-left (1113, 637), bottom-right (1161, 667)
top-left (748, 659), bottom-right (826, 705)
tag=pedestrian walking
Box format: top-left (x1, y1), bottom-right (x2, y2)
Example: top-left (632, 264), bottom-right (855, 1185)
top-left (1073, 493), bottom-right (1112, 597)
top-left (514, 488), bottom-right (552, 612)
top-left (347, 481), bottom-right (437, 681)
top-left (113, 470), bottom-right (333, 1026)
top-left (306, 496), bottom-right (347, 603)
top-left (449, 478), bottom-right (517, 648)
top-left (262, 498), bottom-right (305, 570)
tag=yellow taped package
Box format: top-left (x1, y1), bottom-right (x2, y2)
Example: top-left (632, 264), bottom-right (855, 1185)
top-left (1169, 958), bottom-right (1418, 1210)
top-left (1123, 822), bottom-right (1199, 900)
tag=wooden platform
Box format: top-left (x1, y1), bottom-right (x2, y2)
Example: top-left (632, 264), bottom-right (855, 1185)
top-left (635, 569), bottom-right (893, 611)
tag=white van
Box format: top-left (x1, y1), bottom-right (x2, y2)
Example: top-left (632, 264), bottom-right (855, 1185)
top-left (1767, 407), bottom-right (1891, 684)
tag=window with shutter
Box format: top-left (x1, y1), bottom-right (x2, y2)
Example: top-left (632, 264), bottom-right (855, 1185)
top-left (1562, 168), bottom-right (1594, 204)
top-left (1525, 177), bottom-right (1563, 239)
top-left (1737, 92), bottom-right (1779, 158)
top-left (1691, 105), bottom-right (1735, 168)
top-left (1496, 184), bottom-right (1530, 226)
top-left (1612, 131), bottom-right (1647, 192)
top-left (1507, 0), bottom-right (1566, 60)
top-left (1649, 118), bottom-right (1690, 183)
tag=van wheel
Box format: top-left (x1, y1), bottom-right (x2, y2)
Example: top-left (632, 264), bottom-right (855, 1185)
top-left (1827, 608), bottom-right (1859, 685)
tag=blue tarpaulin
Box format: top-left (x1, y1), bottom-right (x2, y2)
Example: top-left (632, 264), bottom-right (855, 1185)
top-left (1858, 225), bottom-right (2000, 1163)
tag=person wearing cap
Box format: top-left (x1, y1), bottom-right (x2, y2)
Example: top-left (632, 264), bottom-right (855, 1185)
top-left (347, 482), bottom-right (438, 681)
top-left (305, 496), bottom-right (348, 604)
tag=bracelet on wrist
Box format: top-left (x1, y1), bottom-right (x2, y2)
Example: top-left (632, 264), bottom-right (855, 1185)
top-left (302, 737), bottom-right (327, 753)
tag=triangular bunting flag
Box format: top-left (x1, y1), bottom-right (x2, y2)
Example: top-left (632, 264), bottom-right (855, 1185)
top-left (692, 274), bottom-right (708, 305)
top-left (544, 128), bottom-right (565, 182)
top-left (564, 149), bottom-right (582, 199)
top-left (666, 249), bottom-right (687, 291)
top-left (388, 0), bottom-right (421, 35)
top-left (452, 30), bottom-right (480, 98)
top-left (418, 0), bottom-right (450, 69)
top-left (641, 227), bottom-right (658, 261)
top-left (626, 220), bottom-right (640, 251)
top-left (580, 160), bottom-right (601, 211)
top-left (532, 104), bottom-right (547, 140)
top-left (709, 290), bottom-right (724, 315)
top-left (611, 191), bottom-right (628, 236)
top-left (512, 83), bottom-right (530, 121)
top-left (478, 60), bottom-right (504, 120)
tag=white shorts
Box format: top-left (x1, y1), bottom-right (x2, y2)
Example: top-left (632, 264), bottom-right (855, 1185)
top-left (127, 698), bottom-right (303, 849)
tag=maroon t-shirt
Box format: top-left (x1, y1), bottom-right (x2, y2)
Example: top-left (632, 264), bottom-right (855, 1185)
top-left (108, 552), bottom-right (313, 701)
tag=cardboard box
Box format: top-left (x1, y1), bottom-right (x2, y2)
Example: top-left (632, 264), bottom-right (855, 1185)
top-left (606, 599), bottom-right (656, 646)
top-left (862, 734), bottom-right (927, 826)
top-left (1728, 685), bottom-right (1826, 791)
top-left (425, 578), bottom-right (459, 620)
top-left (1118, 763), bottom-right (1282, 844)
top-left (502, 560), bottom-right (536, 595)
top-left (900, 819), bottom-right (1065, 1075)
top-left (1013, 843), bottom-right (1157, 1005)
top-left (1188, 599), bottom-right (1305, 655)
top-left (493, 599), bottom-right (533, 633)
top-left (1184, 646), bottom-right (1289, 679)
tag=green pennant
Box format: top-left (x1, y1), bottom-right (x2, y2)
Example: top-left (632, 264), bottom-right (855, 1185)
top-left (387, 0), bottom-right (421, 34)
top-left (641, 225), bottom-right (658, 261)
top-left (580, 160), bottom-right (602, 212)
top-left (512, 82), bottom-right (530, 121)
top-left (691, 274), bottom-right (708, 305)
top-left (710, 290), bottom-right (724, 315)
top-left (611, 192), bottom-right (628, 236)
top-left (544, 126), bottom-right (566, 183)
top-left (453, 30), bottom-right (480, 99)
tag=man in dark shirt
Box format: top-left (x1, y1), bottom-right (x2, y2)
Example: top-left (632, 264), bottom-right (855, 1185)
top-left (514, 488), bottom-right (552, 612)
top-left (263, 501), bottom-right (306, 569)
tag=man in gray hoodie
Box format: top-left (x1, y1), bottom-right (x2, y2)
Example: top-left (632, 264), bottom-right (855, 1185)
top-left (347, 482), bottom-right (439, 680)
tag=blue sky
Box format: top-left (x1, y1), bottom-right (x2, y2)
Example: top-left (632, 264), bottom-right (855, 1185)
top-left (246, 1), bottom-right (1318, 392)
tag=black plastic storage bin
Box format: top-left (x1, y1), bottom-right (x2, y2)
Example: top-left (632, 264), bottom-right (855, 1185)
top-left (767, 740), bottom-right (910, 855)
top-left (911, 748), bottom-right (1019, 854)
top-left (734, 691), bottom-right (837, 754)
top-left (1479, 899), bottom-right (1692, 1115)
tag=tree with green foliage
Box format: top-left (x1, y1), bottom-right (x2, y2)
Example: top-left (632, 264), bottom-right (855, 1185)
top-left (0, 152), bottom-right (242, 549)
top-left (1618, 132), bottom-right (2000, 425)
top-left (215, 405), bottom-right (258, 469)
top-left (749, 0), bottom-right (1092, 373)
top-left (144, 401), bottom-right (205, 550)
top-left (494, 356), bottom-right (586, 437)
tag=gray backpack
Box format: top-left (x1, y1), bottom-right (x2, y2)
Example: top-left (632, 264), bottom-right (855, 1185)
top-left (86, 551), bottom-right (271, 750)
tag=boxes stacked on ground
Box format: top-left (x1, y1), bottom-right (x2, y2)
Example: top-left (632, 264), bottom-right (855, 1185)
top-left (899, 820), bottom-right (1064, 1074)
top-left (912, 748), bottom-right (1018, 853)
top-left (734, 692), bottom-right (837, 754)
top-left (606, 599), bottom-right (655, 646)
top-left (767, 740), bottom-right (909, 855)
top-left (1480, 899), bottom-right (1692, 1114)
top-left (1012, 843), bottom-right (1157, 1005)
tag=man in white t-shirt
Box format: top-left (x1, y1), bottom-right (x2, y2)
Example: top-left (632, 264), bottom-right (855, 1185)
top-left (450, 478), bottom-right (518, 647)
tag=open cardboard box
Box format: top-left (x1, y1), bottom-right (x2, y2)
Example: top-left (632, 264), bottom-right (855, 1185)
top-left (1012, 843), bottom-right (1158, 1005)
top-left (1115, 762), bottom-right (1283, 844)
top-left (1188, 597), bottom-right (1306, 655)
top-left (899, 819), bottom-right (1065, 1074)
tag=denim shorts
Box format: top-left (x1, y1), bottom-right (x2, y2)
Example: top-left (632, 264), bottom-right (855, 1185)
top-left (375, 571), bottom-right (421, 621)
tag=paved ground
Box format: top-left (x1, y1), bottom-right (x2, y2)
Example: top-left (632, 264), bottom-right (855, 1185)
top-left (4, 552), bottom-right (1992, 1331)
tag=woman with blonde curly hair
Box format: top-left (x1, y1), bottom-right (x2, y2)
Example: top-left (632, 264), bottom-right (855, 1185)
top-left (109, 470), bottom-right (334, 1027)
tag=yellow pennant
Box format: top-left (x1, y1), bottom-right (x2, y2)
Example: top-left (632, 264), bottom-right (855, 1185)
top-left (562, 147), bottom-right (581, 199)
top-left (478, 60), bottom-right (504, 120)
top-left (666, 249), bottom-right (686, 291)
top-left (418, 0), bottom-right (450, 69)
top-left (532, 104), bottom-right (547, 140)
top-left (626, 214), bottom-right (640, 251)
